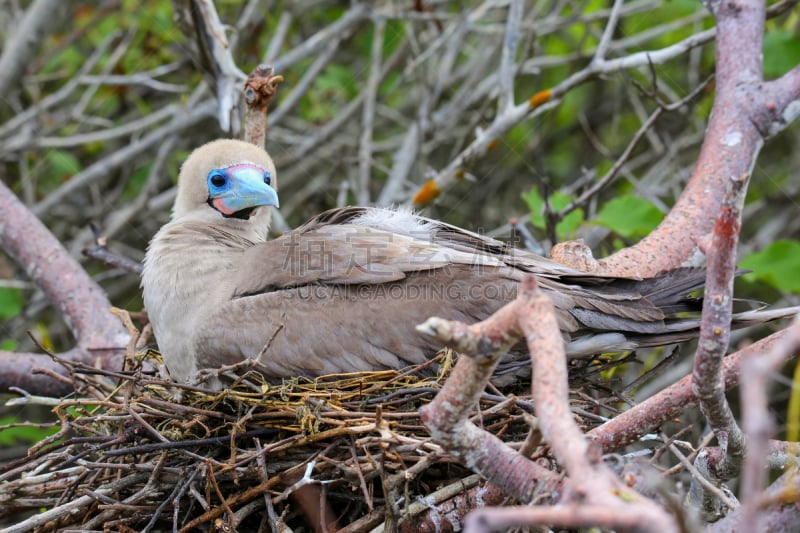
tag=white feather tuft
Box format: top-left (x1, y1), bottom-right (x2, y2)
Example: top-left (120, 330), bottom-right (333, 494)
top-left (351, 207), bottom-right (438, 238)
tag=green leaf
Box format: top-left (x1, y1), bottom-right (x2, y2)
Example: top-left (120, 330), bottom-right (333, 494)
top-left (0, 287), bottom-right (23, 319)
top-left (44, 150), bottom-right (81, 179)
top-left (763, 30), bottom-right (800, 78)
top-left (0, 416), bottom-right (60, 447)
top-left (558, 208), bottom-right (584, 239)
top-left (739, 240), bottom-right (800, 293)
top-left (315, 64), bottom-right (358, 100)
top-left (595, 195), bottom-right (664, 239)
top-left (1, 339), bottom-right (18, 351)
top-left (522, 188), bottom-right (545, 227)
top-left (120, 164), bottom-right (150, 201)
top-left (521, 188), bottom-right (583, 240)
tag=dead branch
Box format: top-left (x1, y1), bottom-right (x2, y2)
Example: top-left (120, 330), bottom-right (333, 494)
top-left (419, 277), bottom-right (678, 532)
top-left (686, 173), bottom-right (749, 518)
top-left (171, 0), bottom-right (246, 132)
top-left (586, 327), bottom-right (797, 453)
top-left (737, 317), bottom-right (800, 531)
top-left (0, 180), bottom-right (128, 395)
top-left (243, 64), bottom-right (284, 148)
top-left (0, 0), bottom-right (74, 97)
top-left (589, 0), bottom-right (800, 276)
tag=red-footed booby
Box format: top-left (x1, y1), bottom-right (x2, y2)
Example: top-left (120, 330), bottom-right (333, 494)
top-left (142, 139), bottom-right (794, 383)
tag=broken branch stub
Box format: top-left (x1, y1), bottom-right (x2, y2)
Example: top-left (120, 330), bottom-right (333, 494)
top-left (243, 64), bottom-right (284, 148)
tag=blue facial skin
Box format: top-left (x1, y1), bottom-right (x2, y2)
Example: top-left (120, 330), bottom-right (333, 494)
top-left (207, 164), bottom-right (280, 215)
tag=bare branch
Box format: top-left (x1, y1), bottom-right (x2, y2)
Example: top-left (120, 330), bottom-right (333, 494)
top-left (32, 100), bottom-right (215, 217)
top-left (420, 278), bottom-right (678, 532)
top-left (686, 174), bottom-right (749, 519)
top-left (0, 0), bottom-right (75, 97)
top-left (357, 18), bottom-right (385, 205)
top-left (0, 180), bottom-right (128, 394)
top-left (738, 317), bottom-right (800, 531)
top-left (242, 65), bottom-right (284, 149)
top-left (587, 328), bottom-right (796, 453)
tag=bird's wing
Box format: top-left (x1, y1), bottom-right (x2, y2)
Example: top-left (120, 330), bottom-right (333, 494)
top-left (194, 208), bottom-right (522, 376)
top-left (196, 265), bottom-right (517, 377)
top-left (232, 210), bottom-right (510, 296)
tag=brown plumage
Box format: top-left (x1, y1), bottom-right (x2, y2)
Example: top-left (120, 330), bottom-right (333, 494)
top-left (142, 139), bottom-right (795, 383)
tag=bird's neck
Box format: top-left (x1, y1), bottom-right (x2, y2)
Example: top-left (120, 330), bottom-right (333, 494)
top-left (141, 221), bottom-right (254, 380)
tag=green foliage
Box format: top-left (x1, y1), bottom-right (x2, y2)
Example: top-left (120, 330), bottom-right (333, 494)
top-left (595, 195), bottom-right (664, 239)
top-left (355, 19), bottom-right (405, 58)
top-left (522, 188), bottom-right (583, 240)
top-left (740, 240), bottom-right (800, 293)
top-left (788, 360), bottom-right (800, 444)
top-left (301, 64), bottom-right (360, 122)
top-left (0, 287), bottom-right (23, 320)
top-left (44, 150), bottom-right (81, 179)
top-left (0, 416), bottom-right (60, 447)
top-left (120, 164), bottom-right (151, 202)
top-left (763, 30), bottom-right (800, 78)
top-left (1, 339), bottom-right (18, 351)
top-left (624, 0), bottom-right (704, 47)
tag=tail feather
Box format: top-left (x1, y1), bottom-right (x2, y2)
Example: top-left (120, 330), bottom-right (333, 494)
top-left (565, 305), bottom-right (800, 357)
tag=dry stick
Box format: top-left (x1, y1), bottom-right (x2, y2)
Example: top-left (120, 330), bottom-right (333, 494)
top-left (497, 0), bottom-right (523, 114)
top-left (172, 0), bottom-right (246, 132)
top-left (419, 278), bottom-right (677, 532)
top-left (598, 0), bottom-right (800, 277)
top-left (32, 99), bottom-right (216, 217)
top-left (738, 317), bottom-right (800, 532)
top-left (686, 173), bottom-right (749, 519)
top-left (356, 17), bottom-right (385, 205)
top-left (0, 180), bottom-right (130, 395)
top-left (0, 473), bottom-right (150, 533)
top-left (591, 0), bottom-right (625, 64)
top-left (242, 65), bottom-right (284, 149)
top-left (417, 295), bottom-right (559, 503)
top-left (0, 0), bottom-right (74, 96)
top-left (83, 224), bottom-right (145, 275)
top-left (7, 103), bottom-right (179, 151)
top-left (666, 439), bottom-right (737, 510)
top-left (587, 328), bottom-right (795, 453)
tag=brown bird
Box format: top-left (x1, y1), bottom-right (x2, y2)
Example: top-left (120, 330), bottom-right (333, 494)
top-left (142, 139), bottom-right (795, 383)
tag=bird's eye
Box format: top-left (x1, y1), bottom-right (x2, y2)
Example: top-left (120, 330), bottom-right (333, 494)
top-left (210, 173), bottom-right (226, 188)
top-left (263, 172), bottom-right (272, 186)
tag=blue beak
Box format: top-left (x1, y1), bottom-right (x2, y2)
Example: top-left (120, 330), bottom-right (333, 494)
top-left (207, 164), bottom-right (279, 216)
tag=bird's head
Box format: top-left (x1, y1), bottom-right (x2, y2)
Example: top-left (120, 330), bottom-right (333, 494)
top-left (173, 139), bottom-right (279, 237)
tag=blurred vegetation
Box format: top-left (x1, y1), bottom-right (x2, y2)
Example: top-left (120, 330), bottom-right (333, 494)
top-left (0, 0), bottom-right (798, 374)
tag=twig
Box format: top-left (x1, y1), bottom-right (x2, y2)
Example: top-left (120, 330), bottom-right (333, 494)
top-left (687, 174), bottom-right (749, 518)
top-left (419, 277), bottom-right (678, 531)
top-left (32, 99), bottom-right (216, 216)
top-left (738, 316), bottom-right (800, 531)
top-left (357, 17), bottom-right (385, 205)
top-left (587, 328), bottom-right (796, 453)
top-left (243, 65), bottom-right (284, 148)
top-left (497, 0), bottom-right (523, 113)
top-left (82, 224), bottom-right (144, 275)
top-left (0, 0), bottom-right (73, 96)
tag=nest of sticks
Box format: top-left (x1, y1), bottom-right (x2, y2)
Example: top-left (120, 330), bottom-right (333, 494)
top-left (0, 327), bottom-right (628, 532)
